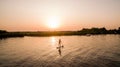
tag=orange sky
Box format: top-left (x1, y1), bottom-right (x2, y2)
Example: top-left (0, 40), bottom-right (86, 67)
top-left (0, 0), bottom-right (120, 31)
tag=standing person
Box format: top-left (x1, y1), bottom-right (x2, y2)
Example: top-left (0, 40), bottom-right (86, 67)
top-left (58, 39), bottom-right (62, 56)
top-left (57, 39), bottom-right (64, 56)
top-left (59, 39), bottom-right (61, 47)
top-left (58, 39), bottom-right (64, 48)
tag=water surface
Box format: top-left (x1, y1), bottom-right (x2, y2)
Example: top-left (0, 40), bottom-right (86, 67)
top-left (0, 35), bottom-right (120, 67)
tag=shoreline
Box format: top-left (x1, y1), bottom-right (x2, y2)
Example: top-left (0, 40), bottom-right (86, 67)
top-left (0, 32), bottom-right (120, 39)
top-left (0, 27), bottom-right (120, 38)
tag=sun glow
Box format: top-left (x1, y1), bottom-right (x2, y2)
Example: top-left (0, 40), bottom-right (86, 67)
top-left (47, 16), bottom-right (60, 29)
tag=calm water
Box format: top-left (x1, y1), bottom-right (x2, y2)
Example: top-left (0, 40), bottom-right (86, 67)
top-left (0, 35), bottom-right (120, 67)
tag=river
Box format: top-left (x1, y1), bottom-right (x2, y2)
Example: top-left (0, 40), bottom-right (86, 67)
top-left (0, 35), bottom-right (120, 67)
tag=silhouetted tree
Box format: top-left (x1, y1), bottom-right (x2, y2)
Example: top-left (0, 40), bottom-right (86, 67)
top-left (117, 27), bottom-right (120, 34)
top-left (79, 27), bottom-right (107, 34)
top-left (0, 30), bottom-right (7, 33)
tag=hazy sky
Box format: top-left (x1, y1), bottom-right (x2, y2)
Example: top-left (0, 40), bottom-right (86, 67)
top-left (0, 0), bottom-right (120, 31)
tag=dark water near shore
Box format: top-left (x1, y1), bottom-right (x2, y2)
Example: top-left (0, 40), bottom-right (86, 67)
top-left (0, 35), bottom-right (120, 67)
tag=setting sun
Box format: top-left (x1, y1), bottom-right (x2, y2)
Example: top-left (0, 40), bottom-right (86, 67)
top-left (47, 16), bottom-right (60, 29)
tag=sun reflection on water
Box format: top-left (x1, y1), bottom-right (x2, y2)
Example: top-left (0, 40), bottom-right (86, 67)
top-left (51, 37), bottom-right (57, 46)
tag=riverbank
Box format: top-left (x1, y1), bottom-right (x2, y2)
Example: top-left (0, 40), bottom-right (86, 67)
top-left (0, 27), bottom-right (120, 38)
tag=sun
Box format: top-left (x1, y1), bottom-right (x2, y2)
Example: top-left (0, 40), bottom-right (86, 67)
top-left (47, 16), bottom-right (60, 29)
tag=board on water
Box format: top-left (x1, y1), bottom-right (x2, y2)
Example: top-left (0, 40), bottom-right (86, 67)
top-left (56, 45), bottom-right (64, 49)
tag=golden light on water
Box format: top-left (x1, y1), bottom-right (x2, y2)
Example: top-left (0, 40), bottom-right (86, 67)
top-left (51, 37), bottom-right (56, 46)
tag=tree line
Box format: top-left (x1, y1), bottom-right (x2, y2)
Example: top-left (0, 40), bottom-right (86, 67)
top-left (77, 27), bottom-right (120, 35)
top-left (0, 27), bottom-right (120, 38)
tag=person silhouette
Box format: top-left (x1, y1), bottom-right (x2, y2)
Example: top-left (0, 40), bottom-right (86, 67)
top-left (57, 39), bottom-right (64, 56)
top-left (59, 39), bottom-right (61, 46)
top-left (58, 39), bottom-right (64, 48)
